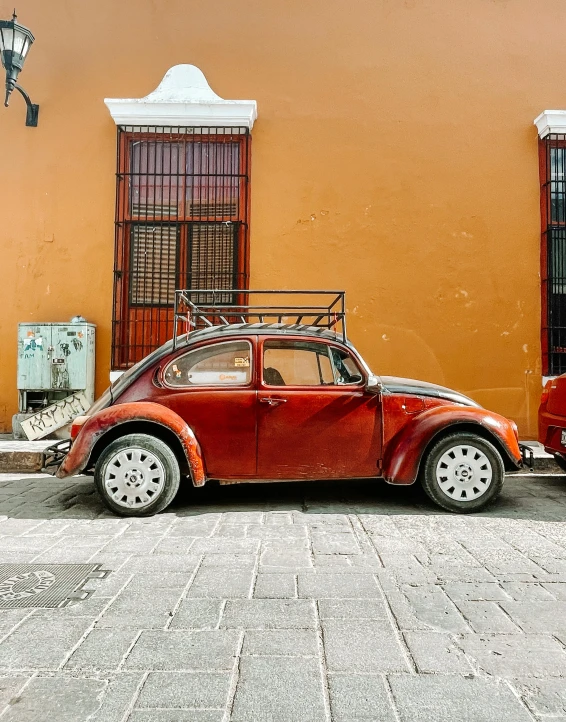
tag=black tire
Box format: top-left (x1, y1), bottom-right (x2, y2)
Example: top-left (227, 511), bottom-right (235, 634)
top-left (94, 433), bottom-right (180, 517)
top-left (554, 453), bottom-right (566, 473)
top-left (420, 432), bottom-right (505, 513)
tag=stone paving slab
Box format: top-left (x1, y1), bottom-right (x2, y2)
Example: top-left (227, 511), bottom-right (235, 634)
top-left (242, 629), bottom-right (319, 656)
top-left (129, 712), bottom-right (224, 722)
top-left (389, 675), bottom-right (534, 721)
top-left (136, 671), bottom-right (232, 709)
top-left (322, 618), bottom-right (410, 673)
top-left (221, 599), bottom-right (316, 629)
top-left (327, 674), bottom-right (397, 722)
top-left (403, 631), bottom-right (474, 674)
top-left (1, 471), bottom-right (566, 719)
top-left (230, 657), bottom-right (327, 722)
top-left (0, 676), bottom-right (107, 722)
top-left (123, 630), bottom-right (241, 671)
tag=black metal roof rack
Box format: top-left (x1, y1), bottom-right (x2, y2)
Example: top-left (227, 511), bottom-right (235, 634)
top-left (173, 289), bottom-right (347, 349)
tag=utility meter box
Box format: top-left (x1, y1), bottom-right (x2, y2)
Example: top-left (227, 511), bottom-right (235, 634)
top-left (17, 322), bottom-right (96, 413)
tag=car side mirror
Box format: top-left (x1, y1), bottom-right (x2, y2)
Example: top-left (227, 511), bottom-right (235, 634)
top-left (366, 374), bottom-right (382, 393)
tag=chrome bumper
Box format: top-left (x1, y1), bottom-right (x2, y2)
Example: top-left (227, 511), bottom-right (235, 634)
top-left (41, 439), bottom-right (72, 476)
top-left (518, 443), bottom-right (534, 472)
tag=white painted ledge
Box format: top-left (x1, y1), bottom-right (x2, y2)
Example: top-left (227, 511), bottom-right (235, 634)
top-left (534, 110), bottom-right (566, 139)
top-left (104, 64), bottom-right (257, 129)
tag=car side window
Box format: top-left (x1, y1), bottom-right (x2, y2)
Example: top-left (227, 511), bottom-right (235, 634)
top-left (329, 347), bottom-right (364, 385)
top-left (263, 340), bottom-right (335, 386)
top-left (164, 341), bottom-right (252, 387)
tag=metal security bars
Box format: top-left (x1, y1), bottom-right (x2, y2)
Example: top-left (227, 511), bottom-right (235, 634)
top-left (172, 290), bottom-right (348, 348)
top-left (540, 135), bottom-right (566, 374)
top-left (112, 126), bottom-right (251, 368)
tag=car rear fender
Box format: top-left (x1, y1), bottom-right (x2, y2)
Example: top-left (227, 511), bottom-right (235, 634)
top-left (382, 406), bottom-right (521, 485)
top-left (56, 402), bottom-right (206, 486)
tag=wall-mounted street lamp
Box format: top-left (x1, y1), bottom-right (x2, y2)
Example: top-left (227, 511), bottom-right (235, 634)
top-left (0, 10), bottom-right (38, 126)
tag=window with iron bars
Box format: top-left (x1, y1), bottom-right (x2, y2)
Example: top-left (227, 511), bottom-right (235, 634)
top-left (540, 134), bottom-right (566, 375)
top-left (112, 126), bottom-right (251, 368)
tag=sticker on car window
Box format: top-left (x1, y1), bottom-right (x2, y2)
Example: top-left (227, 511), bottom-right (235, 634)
top-left (234, 357), bottom-right (250, 367)
top-left (187, 371), bottom-right (249, 384)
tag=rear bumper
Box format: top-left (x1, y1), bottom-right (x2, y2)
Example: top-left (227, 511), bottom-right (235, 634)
top-left (538, 404), bottom-right (566, 455)
top-left (41, 439), bottom-right (72, 476)
top-left (518, 443), bottom-right (534, 471)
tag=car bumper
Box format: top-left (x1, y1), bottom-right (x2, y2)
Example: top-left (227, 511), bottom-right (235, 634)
top-left (518, 443), bottom-right (534, 471)
top-left (538, 405), bottom-right (566, 455)
top-left (41, 439), bottom-right (72, 476)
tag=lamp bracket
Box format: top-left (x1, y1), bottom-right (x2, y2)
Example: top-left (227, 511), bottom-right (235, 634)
top-left (14, 83), bottom-right (38, 126)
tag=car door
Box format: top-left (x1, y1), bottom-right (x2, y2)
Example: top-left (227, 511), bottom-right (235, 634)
top-left (257, 337), bottom-right (382, 480)
top-left (153, 337), bottom-right (257, 479)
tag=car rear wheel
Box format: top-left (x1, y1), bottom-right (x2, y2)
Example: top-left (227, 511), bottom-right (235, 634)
top-left (554, 453), bottom-right (566, 473)
top-left (94, 433), bottom-right (180, 517)
top-left (420, 432), bottom-right (504, 513)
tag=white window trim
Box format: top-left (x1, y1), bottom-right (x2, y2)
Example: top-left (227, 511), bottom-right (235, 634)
top-left (534, 110), bottom-right (566, 139)
top-left (104, 64), bottom-right (257, 129)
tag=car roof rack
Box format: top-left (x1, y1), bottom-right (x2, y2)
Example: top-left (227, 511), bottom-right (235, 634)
top-left (173, 289), bottom-right (347, 349)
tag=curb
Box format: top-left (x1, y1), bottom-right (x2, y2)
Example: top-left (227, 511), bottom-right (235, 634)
top-left (512, 456), bottom-right (561, 474)
top-left (0, 446), bottom-right (563, 476)
top-left (0, 450), bottom-right (45, 474)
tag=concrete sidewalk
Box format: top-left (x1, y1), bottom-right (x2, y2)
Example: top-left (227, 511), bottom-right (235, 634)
top-left (0, 436), bottom-right (560, 474)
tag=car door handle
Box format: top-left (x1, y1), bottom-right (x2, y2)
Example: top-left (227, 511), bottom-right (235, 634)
top-left (259, 397), bottom-right (287, 406)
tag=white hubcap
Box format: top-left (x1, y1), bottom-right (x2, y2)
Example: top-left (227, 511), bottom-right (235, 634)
top-left (103, 448), bottom-right (165, 509)
top-left (436, 444), bottom-right (493, 501)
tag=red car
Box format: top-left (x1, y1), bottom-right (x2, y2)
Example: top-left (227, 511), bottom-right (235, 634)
top-left (539, 375), bottom-right (566, 471)
top-left (44, 291), bottom-right (524, 517)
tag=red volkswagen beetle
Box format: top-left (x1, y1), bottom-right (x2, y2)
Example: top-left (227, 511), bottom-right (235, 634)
top-left (44, 291), bottom-right (524, 516)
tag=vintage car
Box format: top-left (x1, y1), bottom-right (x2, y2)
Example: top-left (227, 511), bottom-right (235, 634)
top-left (44, 291), bottom-right (525, 516)
top-left (539, 374), bottom-right (566, 471)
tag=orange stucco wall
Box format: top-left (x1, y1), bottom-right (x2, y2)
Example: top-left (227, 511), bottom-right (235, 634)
top-left (0, 0), bottom-right (562, 436)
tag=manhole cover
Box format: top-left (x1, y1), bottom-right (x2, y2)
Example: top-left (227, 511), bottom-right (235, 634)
top-left (0, 564), bottom-right (109, 609)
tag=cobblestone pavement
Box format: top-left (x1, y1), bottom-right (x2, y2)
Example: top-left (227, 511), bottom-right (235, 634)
top-left (1, 472), bottom-right (566, 721)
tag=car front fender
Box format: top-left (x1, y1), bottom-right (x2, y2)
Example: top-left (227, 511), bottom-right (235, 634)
top-left (382, 405), bottom-right (521, 485)
top-left (55, 402), bottom-right (206, 486)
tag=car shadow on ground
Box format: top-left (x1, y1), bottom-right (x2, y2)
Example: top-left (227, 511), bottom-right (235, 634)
top-left (1, 471), bottom-right (566, 522)
top-left (170, 472), bottom-right (566, 521)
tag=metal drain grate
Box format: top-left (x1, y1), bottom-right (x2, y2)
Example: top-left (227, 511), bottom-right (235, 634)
top-left (0, 564), bottom-right (110, 609)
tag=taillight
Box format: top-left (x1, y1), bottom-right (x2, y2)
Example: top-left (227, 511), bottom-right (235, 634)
top-left (70, 415), bottom-right (90, 440)
top-left (541, 380), bottom-right (552, 407)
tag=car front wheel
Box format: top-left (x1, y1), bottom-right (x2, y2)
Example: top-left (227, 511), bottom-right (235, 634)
top-left (420, 432), bottom-right (504, 513)
top-left (94, 433), bottom-right (180, 517)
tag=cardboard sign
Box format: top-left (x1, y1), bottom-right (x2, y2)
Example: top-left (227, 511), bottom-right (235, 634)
top-left (20, 391), bottom-right (90, 441)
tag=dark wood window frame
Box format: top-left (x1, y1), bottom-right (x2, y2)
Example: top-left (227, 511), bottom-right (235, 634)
top-left (112, 126), bottom-right (251, 369)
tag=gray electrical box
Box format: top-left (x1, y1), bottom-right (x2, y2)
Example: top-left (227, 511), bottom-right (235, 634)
top-left (17, 322), bottom-right (96, 413)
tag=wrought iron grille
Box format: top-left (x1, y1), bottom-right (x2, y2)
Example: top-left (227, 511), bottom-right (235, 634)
top-left (112, 126), bottom-right (251, 368)
top-left (540, 134), bottom-right (566, 375)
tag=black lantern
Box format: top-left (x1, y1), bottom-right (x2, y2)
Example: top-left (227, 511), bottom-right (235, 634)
top-left (0, 10), bottom-right (38, 126)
